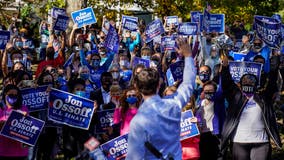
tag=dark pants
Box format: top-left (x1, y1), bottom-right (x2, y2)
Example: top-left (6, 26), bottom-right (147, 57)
top-left (232, 142), bottom-right (271, 160)
top-left (199, 132), bottom-right (220, 160)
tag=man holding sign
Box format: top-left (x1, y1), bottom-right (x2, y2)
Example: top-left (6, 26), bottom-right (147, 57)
top-left (126, 38), bottom-right (196, 159)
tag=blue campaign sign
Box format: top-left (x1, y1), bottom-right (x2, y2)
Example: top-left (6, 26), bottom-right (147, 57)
top-left (21, 86), bottom-right (49, 112)
top-left (95, 109), bottom-right (114, 134)
top-left (210, 14), bottom-right (225, 33)
top-left (63, 52), bottom-right (75, 69)
top-left (229, 52), bottom-right (247, 61)
top-left (123, 18), bottom-right (138, 31)
top-left (51, 7), bottom-right (66, 18)
top-left (254, 15), bottom-right (282, 48)
top-left (0, 110), bottom-right (45, 146)
top-left (71, 7), bottom-right (97, 28)
top-left (48, 88), bottom-right (95, 130)
top-left (161, 35), bottom-right (177, 52)
top-left (180, 110), bottom-right (200, 140)
top-left (104, 25), bottom-right (119, 53)
top-left (282, 24), bottom-right (284, 39)
top-left (199, 14), bottom-right (203, 32)
top-left (145, 19), bottom-right (165, 43)
top-left (229, 61), bottom-right (262, 85)
top-left (122, 15), bottom-right (138, 25)
top-left (178, 22), bottom-right (198, 35)
top-left (191, 11), bottom-right (202, 23)
top-left (166, 69), bottom-right (175, 86)
top-left (101, 134), bottom-right (128, 160)
top-left (53, 15), bottom-right (69, 31)
top-left (133, 57), bottom-right (150, 68)
top-left (170, 60), bottom-right (184, 82)
top-left (166, 16), bottom-right (179, 26)
top-left (0, 31), bottom-right (10, 49)
top-left (202, 9), bottom-right (210, 33)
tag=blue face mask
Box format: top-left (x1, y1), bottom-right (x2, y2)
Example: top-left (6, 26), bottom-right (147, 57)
top-left (15, 42), bottom-right (23, 48)
top-left (92, 60), bottom-right (100, 67)
top-left (91, 35), bottom-right (95, 41)
top-left (141, 56), bottom-right (151, 60)
top-left (80, 73), bottom-right (89, 80)
top-left (75, 91), bottom-right (86, 97)
top-left (126, 96), bottom-right (138, 104)
top-left (101, 57), bottom-right (108, 64)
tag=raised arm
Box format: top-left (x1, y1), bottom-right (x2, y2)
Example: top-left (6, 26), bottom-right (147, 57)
top-left (172, 38), bottom-right (196, 109)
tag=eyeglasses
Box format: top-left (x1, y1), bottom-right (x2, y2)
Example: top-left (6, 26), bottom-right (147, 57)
top-left (126, 94), bottom-right (136, 98)
top-left (200, 70), bottom-right (209, 74)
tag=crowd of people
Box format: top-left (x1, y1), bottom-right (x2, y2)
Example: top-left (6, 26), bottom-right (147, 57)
top-left (0, 10), bottom-right (283, 160)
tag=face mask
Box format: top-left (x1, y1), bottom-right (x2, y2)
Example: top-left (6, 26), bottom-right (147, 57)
top-left (141, 56), bottom-right (150, 60)
top-left (126, 96), bottom-right (138, 104)
top-left (112, 72), bottom-right (120, 79)
top-left (80, 73), bottom-right (89, 80)
top-left (15, 42), bottom-right (23, 48)
top-left (6, 95), bottom-right (18, 106)
top-left (241, 85), bottom-right (255, 97)
top-left (91, 35), bottom-right (95, 41)
top-left (101, 57), bottom-right (108, 64)
top-left (75, 91), bottom-right (86, 97)
top-left (13, 59), bottom-right (23, 65)
top-left (119, 60), bottom-right (129, 67)
top-left (199, 73), bottom-right (210, 83)
top-left (204, 92), bottom-right (215, 101)
top-left (92, 60), bottom-right (100, 67)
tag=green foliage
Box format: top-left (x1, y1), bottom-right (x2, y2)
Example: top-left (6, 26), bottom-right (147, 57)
top-left (20, 3), bottom-right (33, 19)
top-left (45, 0), bottom-right (66, 12)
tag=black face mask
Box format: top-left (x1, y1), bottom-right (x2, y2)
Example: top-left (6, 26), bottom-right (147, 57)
top-left (204, 92), bottom-right (215, 101)
top-left (241, 84), bottom-right (255, 97)
top-left (199, 73), bottom-right (210, 83)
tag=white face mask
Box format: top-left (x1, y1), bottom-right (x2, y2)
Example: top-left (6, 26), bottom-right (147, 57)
top-left (112, 72), bottom-right (120, 79)
top-left (119, 60), bottom-right (129, 68)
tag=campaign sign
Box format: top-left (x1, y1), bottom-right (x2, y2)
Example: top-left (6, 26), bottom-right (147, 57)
top-left (202, 9), bottom-right (210, 33)
top-left (180, 110), bottom-right (200, 140)
top-left (161, 36), bottom-right (177, 52)
top-left (229, 61), bottom-right (262, 84)
top-left (101, 134), bottom-right (128, 160)
top-left (104, 25), bottom-right (119, 53)
top-left (170, 60), bottom-right (185, 82)
top-left (122, 15), bottom-right (138, 25)
top-left (199, 14), bottom-right (204, 32)
top-left (191, 11), bottom-right (202, 23)
top-left (53, 15), bottom-right (69, 31)
top-left (282, 24), bottom-right (284, 39)
top-left (21, 86), bottom-right (49, 112)
top-left (133, 57), bottom-right (150, 68)
top-left (230, 52), bottom-right (247, 62)
top-left (166, 69), bottom-right (175, 86)
top-left (254, 15), bottom-right (282, 48)
top-left (51, 7), bottom-right (66, 18)
top-left (95, 109), bottom-right (114, 134)
top-left (0, 110), bottom-right (45, 146)
top-left (48, 88), bottom-right (95, 130)
top-left (0, 31), bottom-right (10, 49)
top-left (123, 19), bottom-right (138, 31)
top-left (178, 22), bottom-right (198, 35)
top-left (71, 7), bottom-right (97, 28)
top-left (166, 16), bottom-right (179, 26)
top-left (145, 19), bottom-right (165, 43)
top-left (209, 14), bottom-right (225, 33)
top-left (63, 52), bottom-right (75, 69)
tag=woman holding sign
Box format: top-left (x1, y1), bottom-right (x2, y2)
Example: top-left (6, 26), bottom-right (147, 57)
top-left (0, 84), bottom-right (29, 159)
